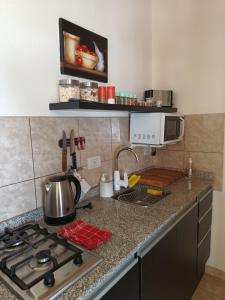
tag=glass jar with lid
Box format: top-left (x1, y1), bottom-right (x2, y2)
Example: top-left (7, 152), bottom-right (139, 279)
top-left (80, 82), bottom-right (98, 102)
top-left (59, 79), bottom-right (80, 102)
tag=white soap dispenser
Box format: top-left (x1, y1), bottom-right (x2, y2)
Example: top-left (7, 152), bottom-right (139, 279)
top-left (100, 173), bottom-right (113, 197)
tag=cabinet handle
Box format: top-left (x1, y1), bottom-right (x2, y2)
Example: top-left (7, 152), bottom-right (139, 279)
top-left (198, 229), bottom-right (211, 248)
top-left (198, 188), bottom-right (213, 203)
top-left (198, 207), bottom-right (212, 223)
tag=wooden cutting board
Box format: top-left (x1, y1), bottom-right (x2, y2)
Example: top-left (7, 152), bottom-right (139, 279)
top-left (138, 168), bottom-right (185, 188)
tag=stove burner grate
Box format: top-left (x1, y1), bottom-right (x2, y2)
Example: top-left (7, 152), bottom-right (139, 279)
top-left (0, 223), bottom-right (83, 290)
top-left (2, 231), bottom-right (28, 248)
top-left (0, 224), bottom-right (42, 251)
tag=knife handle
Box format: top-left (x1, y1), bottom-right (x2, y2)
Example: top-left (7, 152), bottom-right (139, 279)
top-left (71, 153), bottom-right (77, 170)
top-left (62, 149), bottom-right (67, 172)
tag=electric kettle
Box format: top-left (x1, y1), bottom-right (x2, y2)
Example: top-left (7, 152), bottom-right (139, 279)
top-left (44, 174), bottom-right (81, 225)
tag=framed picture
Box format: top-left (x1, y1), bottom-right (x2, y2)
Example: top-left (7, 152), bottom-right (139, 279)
top-left (59, 18), bottom-right (108, 82)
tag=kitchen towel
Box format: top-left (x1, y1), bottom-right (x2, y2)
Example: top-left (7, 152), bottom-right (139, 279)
top-left (58, 219), bottom-right (112, 250)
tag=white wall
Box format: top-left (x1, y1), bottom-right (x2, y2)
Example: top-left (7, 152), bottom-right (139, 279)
top-left (152, 0), bottom-right (225, 114)
top-left (152, 0), bottom-right (225, 272)
top-left (0, 0), bottom-right (152, 116)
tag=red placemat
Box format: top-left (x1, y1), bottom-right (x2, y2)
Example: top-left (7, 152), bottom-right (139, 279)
top-left (58, 219), bottom-right (112, 250)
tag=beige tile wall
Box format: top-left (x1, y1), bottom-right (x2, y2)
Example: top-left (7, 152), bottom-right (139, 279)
top-left (0, 113), bottom-right (223, 222)
top-left (153, 113), bottom-right (225, 191)
top-left (0, 116), bottom-right (153, 221)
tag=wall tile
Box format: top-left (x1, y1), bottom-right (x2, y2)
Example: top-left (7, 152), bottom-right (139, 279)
top-left (111, 118), bottom-right (130, 156)
top-left (165, 139), bottom-right (185, 151)
top-left (79, 118), bottom-right (112, 167)
top-left (111, 118), bottom-right (129, 142)
top-left (0, 117), bottom-right (33, 187)
top-left (185, 114), bottom-right (224, 153)
top-left (184, 152), bottom-right (223, 191)
top-left (0, 180), bottom-right (36, 222)
top-left (152, 150), bottom-right (184, 170)
top-left (30, 117), bottom-right (79, 177)
top-left (81, 160), bottom-right (113, 187)
top-left (79, 117), bottom-right (111, 138)
top-left (80, 136), bottom-right (112, 167)
top-left (141, 148), bottom-right (154, 169)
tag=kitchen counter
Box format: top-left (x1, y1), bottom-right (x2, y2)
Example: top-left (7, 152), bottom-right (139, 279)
top-left (0, 177), bottom-right (212, 300)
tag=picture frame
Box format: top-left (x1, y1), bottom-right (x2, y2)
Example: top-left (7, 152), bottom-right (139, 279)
top-left (59, 18), bottom-right (108, 82)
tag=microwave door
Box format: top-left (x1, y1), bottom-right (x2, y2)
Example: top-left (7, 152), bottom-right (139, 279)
top-left (130, 113), bottom-right (161, 145)
top-left (164, 116), bottom-right (181, 141)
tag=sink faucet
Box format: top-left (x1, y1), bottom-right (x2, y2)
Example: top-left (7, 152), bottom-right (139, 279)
top-left (114, 146), bottom-right (139, 170)
top-left (114, 146), bottom-right (139, 191)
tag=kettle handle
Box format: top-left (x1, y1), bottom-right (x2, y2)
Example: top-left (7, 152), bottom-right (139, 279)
top-left (68, 175), bottom-right (81, 206)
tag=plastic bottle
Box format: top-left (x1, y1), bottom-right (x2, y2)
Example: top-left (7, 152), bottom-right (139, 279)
top-left (115, 92), bottom-right (121, 104)
top-left (120, 92), bottom-right (125, 105)
top-left (188, 157), bottom-right (192, 177)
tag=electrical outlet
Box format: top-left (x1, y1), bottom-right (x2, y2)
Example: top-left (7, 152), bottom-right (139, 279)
top-left (144, 147), bottom-right (152, 156)
top-left (87, 156), bottom-right (101, 169)
top-left (111, 119), bottom-right (120, 142)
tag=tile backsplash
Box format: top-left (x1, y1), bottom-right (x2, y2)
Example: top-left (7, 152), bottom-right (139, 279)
top-left (0, 113), bottom-right (224, 223)
top-left (153, 113), bottom-right (224, 191)
top-left (0, 116), bottom-right (153, 222)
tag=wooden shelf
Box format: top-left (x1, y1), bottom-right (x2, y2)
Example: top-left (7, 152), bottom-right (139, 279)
top-left (49, 100), bottom-right (177, 113)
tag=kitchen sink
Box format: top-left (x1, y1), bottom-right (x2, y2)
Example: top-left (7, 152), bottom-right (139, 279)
top-left (112, 185), bottom-right (170, 208)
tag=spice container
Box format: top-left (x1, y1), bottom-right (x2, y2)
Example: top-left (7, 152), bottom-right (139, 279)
top-left (129, 94), bottom-right (134, 105)
top-left (123, 93), bottom-right (129, 105)
top-left (133, 94), bottom-right (138, 105)
top-left (107, 86), bottom-right (115, 104)
top-left (127, 93), bottom-right (132, 105)
top-left (119, 92), bottom-right (125, 105)
top-left (59, 79), bottom-right (80, 102)
top-left (80, 82), bottom-right (98, 101)
top-left (146, 98), bottom-right (154, 106)
top-left (156, 99), bottom-right (163, 107)
top-left (115, 92), bottom-right (121, 104)
top-left (98, 86), bottom-right (107, 102)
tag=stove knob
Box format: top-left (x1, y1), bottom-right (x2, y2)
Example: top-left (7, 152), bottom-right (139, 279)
top-left (43, 273), bottom-right (55, 287)
top-left (73, 254), bottom-right (83, 265)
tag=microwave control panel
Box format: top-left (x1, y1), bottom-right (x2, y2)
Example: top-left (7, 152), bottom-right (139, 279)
top-left (130, 113), bottom-right (162, 145)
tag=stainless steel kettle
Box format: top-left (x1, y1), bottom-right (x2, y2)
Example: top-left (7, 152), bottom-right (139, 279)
top-left (44, 175), bottom-right (81, 225)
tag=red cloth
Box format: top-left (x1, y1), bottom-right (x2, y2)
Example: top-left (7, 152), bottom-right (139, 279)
top-left (58, 219), bottom-right (112, 250)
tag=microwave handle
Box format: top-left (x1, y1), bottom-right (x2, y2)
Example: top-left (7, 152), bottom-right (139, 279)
top-left (179, 117), bottom-right (185, 138)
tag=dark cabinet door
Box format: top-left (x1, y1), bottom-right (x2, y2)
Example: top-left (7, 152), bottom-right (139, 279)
top-left (141, 227), bottom-right (177, 300)
top-left (176, 205), bottom-right (198, 300)
top-left (101, 263), bottom-right (139, 300)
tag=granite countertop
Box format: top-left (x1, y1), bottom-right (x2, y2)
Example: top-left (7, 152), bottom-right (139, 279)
top-left (0, 177), bottom-right (212, 300)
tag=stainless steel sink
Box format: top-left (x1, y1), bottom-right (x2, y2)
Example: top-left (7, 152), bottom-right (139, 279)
top-left (112, 185), bottom-right (170, 208)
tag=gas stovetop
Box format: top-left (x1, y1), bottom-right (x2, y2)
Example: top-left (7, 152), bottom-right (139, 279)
top-left (0, 223), bottom-right (102, 300)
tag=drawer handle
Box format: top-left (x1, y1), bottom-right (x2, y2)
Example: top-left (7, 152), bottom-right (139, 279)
top-left (198, 188), bottom-right (213, 203)
top-left (198, 229), bottom-right (211, 248)
top-left (199, 207), bottom-right (212, 223)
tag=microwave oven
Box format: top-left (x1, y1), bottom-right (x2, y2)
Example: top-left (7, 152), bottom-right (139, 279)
top-left (130, 113), bottom-right (184, 146)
